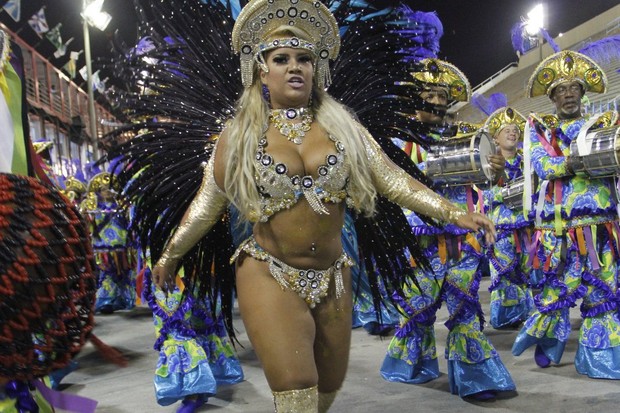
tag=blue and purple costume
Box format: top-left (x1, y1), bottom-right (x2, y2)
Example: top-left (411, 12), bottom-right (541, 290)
top-left (485, 153), bottom-right (535, 328)
top-left (90, 200), bottom-right (137, 313)
top-left (512, 111), bottom-right (620, 379)
top-left (381, 130), bottom-right (515, 397)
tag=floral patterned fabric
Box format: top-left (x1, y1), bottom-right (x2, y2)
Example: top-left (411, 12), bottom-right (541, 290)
top-left (146, 270), bottom-right (244, 406)
top-left (485, 154), bottom-right (535, 328)
top-left (90, 201), bottom-right (136, 312)
top-left (529, 113), bottom-right (618, 225)
top-left (382, 137), bottom-right (515, 397)
top-left (0, 379), bottom-right (54, 413)
top-left (512, 112), bottom-right (620, 379)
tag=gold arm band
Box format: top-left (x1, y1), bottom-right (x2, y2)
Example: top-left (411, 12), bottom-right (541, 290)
top-left (360, 127), bottom-right (466, 224)
top-left (156, 156), bottom-right (229, 267)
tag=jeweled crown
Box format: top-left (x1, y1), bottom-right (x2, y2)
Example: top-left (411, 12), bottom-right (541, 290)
top-left (231, 0), bottom-right (340, 88)
top-left (484, 107), bottom-right (526, 138)
top-left (411, 58), bottom-right (471, 102)
top-left (527, 50), bottom-right (607, 97)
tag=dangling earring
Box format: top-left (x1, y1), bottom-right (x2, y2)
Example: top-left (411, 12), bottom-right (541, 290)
top-left (308, 89), bottom-right (313, 109)
top-left (262, 84), bottom-right (271, 108)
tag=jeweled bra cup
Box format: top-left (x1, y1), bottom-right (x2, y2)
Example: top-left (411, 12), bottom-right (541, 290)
top-left (254, 133), bottom-right (350, 222)
top-left (230, 236), bottom-right (354, 308)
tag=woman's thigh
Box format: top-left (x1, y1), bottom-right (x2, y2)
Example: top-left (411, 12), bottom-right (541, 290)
top-left (312, 268), bottom-right (353, 393)
top-left (236, 256), bottom-right (318, 391)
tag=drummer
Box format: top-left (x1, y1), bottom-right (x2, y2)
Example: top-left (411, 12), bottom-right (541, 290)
top-left (483, 108), bottom-right (535, 329)
top-left (83, 172), bottom-right (137, 314)
top-left (512, 50), bottom-right (620, 378)
top-left (381, 58), bottom-right (515, 400)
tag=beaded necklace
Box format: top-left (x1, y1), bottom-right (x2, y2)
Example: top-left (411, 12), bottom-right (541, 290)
top-left (269, 108), bottom-right (313, 145)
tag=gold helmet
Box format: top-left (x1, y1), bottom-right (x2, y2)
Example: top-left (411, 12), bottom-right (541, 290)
top-left (484, 107), bottom-right (527, 138)
top-left (61, 176), bottom-right (87, 203)
top-left (231, 0), bottom-right (340, 89)
top-left (411, 58), bottom-right (471, 102)
top-left (64, 176), bottom-right (87, 195)
top-left (32, 141), bottom-right (53, 154)
top-left (79, 192), bottom-right (98, 213)
top-left (87, 172), bottom-right (117, 193)
top-left (527, 50), bottom-right (607, 97)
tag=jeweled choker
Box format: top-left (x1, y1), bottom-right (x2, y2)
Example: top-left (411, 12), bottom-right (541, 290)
top-left (269, 108), bottom-right (314, 145)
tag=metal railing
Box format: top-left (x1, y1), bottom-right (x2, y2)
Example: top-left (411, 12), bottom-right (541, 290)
top-left (606, 16), bottom-right (620, 34)
top-left (448, 62), bottom-right (519, 112)
top-left (584, 94), bottom-right (620, 114)
top-left (2, 23), bottom-right (117, 142)
top-left (471, 62), bottom-right (519, 94)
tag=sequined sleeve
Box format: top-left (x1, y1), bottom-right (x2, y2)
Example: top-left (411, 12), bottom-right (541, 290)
top-left (156, 154), bottom-right (229, 267)
top-left (360, 127), bottom-right (466, 224)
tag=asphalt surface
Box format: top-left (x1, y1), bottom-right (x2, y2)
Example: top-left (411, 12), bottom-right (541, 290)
top-left (63, 277), bottom-right (620, 412)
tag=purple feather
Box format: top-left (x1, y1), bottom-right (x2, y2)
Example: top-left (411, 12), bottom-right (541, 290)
top-left (471, 92), bottom-right (508, 116)
top-left (510, 22), bottom-right (559, 55)
top-left (130, 36), bottom-right (156, 58)
top-left (390, 5), bottom-right (443, 62)
top-left (107, 155), bottom-right (124, 174)
top-left (539, 28), bottom-right (561, 53)
top-left (84, 162), bottom-right (102, 180)
top-left (579, 35), bottom-right (620, 66)
top-left (510, 22), bottom-right (529, 55)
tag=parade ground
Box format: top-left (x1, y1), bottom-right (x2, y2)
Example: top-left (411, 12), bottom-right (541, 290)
top-left (65, 277), bottom-right (620, 413)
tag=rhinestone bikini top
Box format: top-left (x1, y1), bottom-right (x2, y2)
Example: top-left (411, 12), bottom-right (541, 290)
top-left (254, 134), bottom-right (350, 222)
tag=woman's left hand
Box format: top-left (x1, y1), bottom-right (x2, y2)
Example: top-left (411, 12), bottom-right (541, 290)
top-left (454, 212), bottom-right (496, 245)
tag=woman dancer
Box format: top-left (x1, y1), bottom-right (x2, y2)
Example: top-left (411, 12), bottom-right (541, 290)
top-left (152, 1), bottom-right (495, 411)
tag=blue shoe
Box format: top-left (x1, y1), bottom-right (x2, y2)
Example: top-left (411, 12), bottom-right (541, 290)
top-left (176, 395), bottom-right (207, 413)
top-left (98, 304), bottom-right (115, 314)
top-left (535, 345), bottom-right (551, 368)
top-left (49, 360), bottom-right (79, 389)
top-left (468, 390), bottom-right (496, 401)
top-left (363, 322), bottom-right (395, 336)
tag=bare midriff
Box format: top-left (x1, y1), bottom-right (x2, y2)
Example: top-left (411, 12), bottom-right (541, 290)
top-left (253, 193), bottom-right (346, 270)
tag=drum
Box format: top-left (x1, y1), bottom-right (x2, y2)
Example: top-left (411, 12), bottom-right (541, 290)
top-left (0, 174), bottom-right (97, 380)
top-left (501, 177), bottom-right (525, 209)
top-left (568, 126), bottom-right (620, 178)
top-left (500, 174), bottom-right (539, 210)
top-left (426, 130), bottom-right (496, 188)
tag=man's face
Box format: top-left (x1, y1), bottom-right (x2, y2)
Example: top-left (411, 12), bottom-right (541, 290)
top-left (416, 86), bottom-right (448, 125)
top-left (550, 81), bottom-right (583, 120)
top-left (495, 124), bottom-right (520, 153)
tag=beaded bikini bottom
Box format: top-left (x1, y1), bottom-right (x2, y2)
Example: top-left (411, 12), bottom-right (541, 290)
top-left (231, 236), bottom-right (354, 308)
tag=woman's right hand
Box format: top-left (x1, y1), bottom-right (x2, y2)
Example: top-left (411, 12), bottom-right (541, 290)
top-left (152, 259), bottom-right (178, 293)
top-left (454, 212), bottom-right (497, 245)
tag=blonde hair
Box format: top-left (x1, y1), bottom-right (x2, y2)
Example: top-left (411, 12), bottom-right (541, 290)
top-left (223, 27), bottom-right (377, 222)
